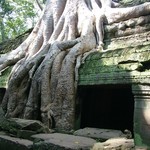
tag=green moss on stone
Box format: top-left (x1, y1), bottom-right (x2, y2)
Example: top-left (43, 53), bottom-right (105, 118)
top-left (0, 117), bottom-right (21, 135)
top-left (134, 133), bottom-right (146, 146)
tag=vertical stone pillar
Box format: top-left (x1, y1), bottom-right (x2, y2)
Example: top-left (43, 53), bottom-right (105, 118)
top-left (132, 84), bottom-right (150, 148)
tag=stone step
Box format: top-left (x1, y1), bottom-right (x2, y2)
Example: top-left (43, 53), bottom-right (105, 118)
top-left (32, 133), bottom-right (96, 150)
top-left (0, 134), bottom-right (33, 150)
top-left (92, 137), bottom-right (134, 150)
top-left (74, 127), bottom-right (127, 141)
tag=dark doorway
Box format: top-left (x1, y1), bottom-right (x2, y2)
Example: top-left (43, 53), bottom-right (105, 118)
top-left (78, 84), bottom-right (134, 133)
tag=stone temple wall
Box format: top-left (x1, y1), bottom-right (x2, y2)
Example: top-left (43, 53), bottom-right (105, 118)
top-left (79, 15), bottom-right (150, 85)
top-left (78, 15), bottom-right (150, 147)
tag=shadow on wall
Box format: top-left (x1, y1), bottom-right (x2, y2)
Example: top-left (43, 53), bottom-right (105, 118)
top-left (0, 88), bottom-right (6, 105)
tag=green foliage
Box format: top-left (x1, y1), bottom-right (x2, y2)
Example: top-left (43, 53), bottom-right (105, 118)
top-left (0, 67), bottom-right (12, 88)
top-left (0, 0), bottom-right (42, 42)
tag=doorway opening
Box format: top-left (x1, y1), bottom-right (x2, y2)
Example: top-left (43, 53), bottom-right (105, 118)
top-left (77, 84), bottom-right (134, 134)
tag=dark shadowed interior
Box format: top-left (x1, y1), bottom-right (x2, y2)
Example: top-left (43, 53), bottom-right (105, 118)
top-left (0, 88), bottom-right (6, 104)
top-left (77, 84), bottom-right (134, 133)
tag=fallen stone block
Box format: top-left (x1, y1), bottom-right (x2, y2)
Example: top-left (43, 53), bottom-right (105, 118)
top-left (32, 133), bottom-right (96, 150)
top-left (91, 137), bottom-right (134, 150)
top-left (17, 129), bottom-right (37, 140)
top-left (0, 134), bottom-right (33, 150)
top-left (74, 127), bottom-right (124, 141)
top-left (9, 118), bottom-right (50, 133)
top-left (0, 117), bottom-right (52, 136)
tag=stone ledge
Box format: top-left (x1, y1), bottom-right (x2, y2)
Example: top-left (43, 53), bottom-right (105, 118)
top-left (0, 134), bottom-right (33, 150)
top-left (92, 137), bottom-right (134, 150)
top-left (74, 127), bottom-right (125, 142)
top-left (32, 133), bottom-right (96, 150)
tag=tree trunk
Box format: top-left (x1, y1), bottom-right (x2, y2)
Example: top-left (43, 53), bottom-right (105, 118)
top-left (0, 0), bottom-right (150, 131)
top-left (0, 18), bottom-right (6, 42)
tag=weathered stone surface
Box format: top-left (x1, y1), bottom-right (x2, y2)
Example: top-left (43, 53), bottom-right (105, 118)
top-left (32, 133), bottom-right (96, 150)
top-left (135, 146), bottom-right (149, 150)
top-left (92, 137), bottom-right (134, 150)
top-left (0, 134), bottom-right (33, 150)
top-left (74, 127), bottom-right (124, 141)
top-left (79, 14), bottom-right (150, 86)
top-left (0, 116), bottom-right (52, 137)
top-left (9, 118), bottom-right (51, 133)
top-left (132, 84), bottom-right (150, 148)
top-left (0, 108), bottom-right (21, 135)
top-left (79, 47), bottom-right (150, 85)
top-left (0, 105), bottom-right (4, 117)
top-left (17, 130), bottom-right (37, 140)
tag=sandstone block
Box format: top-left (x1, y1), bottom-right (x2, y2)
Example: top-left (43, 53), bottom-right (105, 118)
top-left (0, 134), bottom-right (33, 150)
top-left (74, 127), bottom-right (124, 141)
top-left (32, 133), bottom-right (96, 150)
